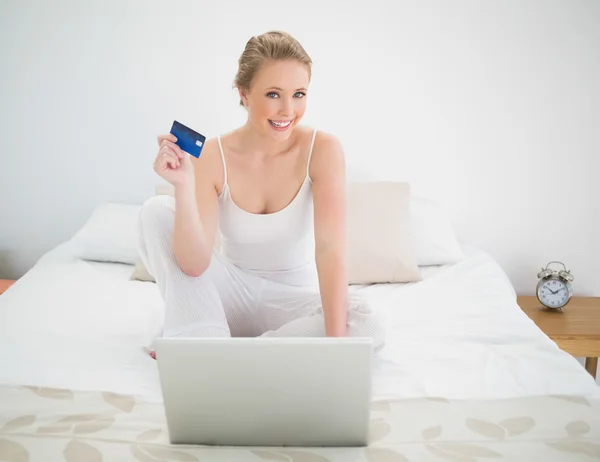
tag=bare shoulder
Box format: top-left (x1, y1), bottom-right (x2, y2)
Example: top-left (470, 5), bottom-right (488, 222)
top-left (308, 129), bottom-right (345, 182)
top-left (191, 136), bottom-right (225, 193)
top-left (312, 129), bottom-right (343, 153)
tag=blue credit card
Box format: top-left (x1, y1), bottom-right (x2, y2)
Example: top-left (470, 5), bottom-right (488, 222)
top-left (170, 120), bottom-right (206, 158)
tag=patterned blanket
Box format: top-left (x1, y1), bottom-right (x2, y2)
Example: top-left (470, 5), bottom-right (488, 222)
top-left (1, 383), bottom-right (599, 461)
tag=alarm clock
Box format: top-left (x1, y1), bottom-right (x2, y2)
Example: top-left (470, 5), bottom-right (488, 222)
top-left (536, 261), bottom-right (574, 310)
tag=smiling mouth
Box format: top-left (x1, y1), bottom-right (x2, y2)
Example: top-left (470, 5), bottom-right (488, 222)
top-left (269, 119), bottom-right (293, 129)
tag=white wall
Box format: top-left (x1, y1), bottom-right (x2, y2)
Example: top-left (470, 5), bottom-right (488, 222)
top-left (1, 0), bottom-right (599, 296)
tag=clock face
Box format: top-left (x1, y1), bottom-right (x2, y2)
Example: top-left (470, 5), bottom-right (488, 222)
top-left (538, 279), bottom-right (569, 308)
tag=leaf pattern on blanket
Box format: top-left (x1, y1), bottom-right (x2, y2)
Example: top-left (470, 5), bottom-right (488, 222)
top-left (466, 418), bottom-right (506, 440)
top-left (23, 385), bottom-right (73, 400)
top-left (370, 418), bottom-right (391, 443)
top-left (0, 438), bottom-right (30, 462)
top-left (136, 428), bottom-right (163, 442)
top-left (252, 451), bottom-right (291, 461)
top-left (364, 447), bottom-right (409, 462)
top-left (249, 450), bottom-right (332, 462)
top-left (37, 414), bottom-right (96, 434)
top-left (425, 444), bottom-right (475, 462)
top-left (498, 417), bottom-right (535, 437)
top-left (103, 391), bottom-right (136, 413)
top-left (565, 420), bottom-right (590, 437)
top-left (546, 441), bottom-right (600, 458)
top-left (130, 445), bottom-right (159, 462)
top-left (73, 417), bottom-right (115, 435)
top-left (426, 442), bottom-right (503, 461)
top-left (422, 425), bottom-right (442, 440)
top-left (549, 395), bottom-right (591, 406)
top-left (370, 400), bottom-right (392, 412)
top-left (64, 440), bottom-right (102, 462)
top-left (426, 397), bottom-right (450, 404)
top-left (131, 444), bottom-right (199, 461)
top-left (36, 414), bottom-right (115, 435)
top-left (279, 451), bottom-right (331, 462)
top-left (464, 416), bottom-right (536, 440)
top-left (0, 415), bottom-right (36, 432)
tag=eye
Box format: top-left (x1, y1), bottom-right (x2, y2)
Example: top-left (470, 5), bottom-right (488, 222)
top-left (266, 92), bottom-right (279, 99)
top-left (294, 92), bottom-right (306, 98)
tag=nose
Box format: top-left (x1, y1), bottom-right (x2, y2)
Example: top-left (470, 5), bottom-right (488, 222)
top-left (279, 97), bottom-right (293, 117)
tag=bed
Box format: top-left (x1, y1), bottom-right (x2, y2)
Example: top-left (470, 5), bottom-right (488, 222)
top-left (1, 200), bottom-right (599, 461)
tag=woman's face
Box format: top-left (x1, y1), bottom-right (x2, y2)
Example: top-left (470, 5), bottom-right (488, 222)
top-left (240, 59), bottom-right (309, 141)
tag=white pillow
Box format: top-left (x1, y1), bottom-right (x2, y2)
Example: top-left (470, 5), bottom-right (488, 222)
top-left (411, 196), bottom-right (464, 266)
top-left (70, 202), bottom-right (141, 265)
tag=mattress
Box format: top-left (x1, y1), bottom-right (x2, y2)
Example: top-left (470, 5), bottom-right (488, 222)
top-left (1, 240), bottom-right (599, 461)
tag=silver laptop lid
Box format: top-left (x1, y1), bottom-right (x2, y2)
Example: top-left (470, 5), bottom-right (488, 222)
top-left (155, 337), bottom-right (374, 447)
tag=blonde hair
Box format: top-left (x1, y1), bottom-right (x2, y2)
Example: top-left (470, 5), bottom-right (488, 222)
top-left (234, 31), bottom-right (312, 106)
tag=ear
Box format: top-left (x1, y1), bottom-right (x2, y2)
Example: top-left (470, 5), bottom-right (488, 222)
top-left (238, 87), bottom-right (249, 107)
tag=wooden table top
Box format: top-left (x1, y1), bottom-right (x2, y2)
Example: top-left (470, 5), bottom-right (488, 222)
top-left (517, 295), bottom-right (600, 340)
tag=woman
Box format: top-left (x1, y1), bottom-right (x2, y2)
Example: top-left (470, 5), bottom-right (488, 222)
top-left (138, 31), bottom-right (385, 355)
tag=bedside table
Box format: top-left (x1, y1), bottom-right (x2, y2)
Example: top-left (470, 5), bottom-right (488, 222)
top-left (517, 296), bottom-right (600, 378)
top-left (0, 280), bottom-right (16, 295)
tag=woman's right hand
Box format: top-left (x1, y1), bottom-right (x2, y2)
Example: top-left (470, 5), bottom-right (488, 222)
top-left (153, 134), bottom-right (195, 187)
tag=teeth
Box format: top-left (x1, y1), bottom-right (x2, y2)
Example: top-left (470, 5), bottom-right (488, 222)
top-left (270, 120), bottom-right (292, 128)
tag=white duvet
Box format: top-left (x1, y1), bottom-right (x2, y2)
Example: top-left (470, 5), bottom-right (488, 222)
top-left (0, 240), bottom-right (598, 403)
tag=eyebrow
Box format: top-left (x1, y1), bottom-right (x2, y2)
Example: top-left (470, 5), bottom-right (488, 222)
top-left (267, 87), bottom-right (307, 92)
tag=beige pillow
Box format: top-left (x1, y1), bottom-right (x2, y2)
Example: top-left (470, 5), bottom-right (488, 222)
top-left (131, 260), bottom-right (155, 282)
top-left (132, 181), bottom-right (421, 284)
top-left (155, 183), bottom-right (175, 196)
top-left (346, 181), bottom-right (421, 284)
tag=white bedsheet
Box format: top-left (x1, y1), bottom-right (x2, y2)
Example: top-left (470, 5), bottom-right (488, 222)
top-left (0, 240), bottom-right (598, 403)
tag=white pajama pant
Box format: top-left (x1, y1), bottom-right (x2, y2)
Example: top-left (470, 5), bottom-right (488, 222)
top-left (137, 196), bottom-right (385, 351)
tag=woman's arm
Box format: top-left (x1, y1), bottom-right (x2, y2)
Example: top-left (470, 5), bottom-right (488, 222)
top-left (172, 140), bottom-right (221, 277)
top-left (310, 132), bottom-right (348, 337)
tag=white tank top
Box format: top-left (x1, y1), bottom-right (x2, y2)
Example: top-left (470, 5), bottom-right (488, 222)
top-left (216, 128), bottom-right (319, 287)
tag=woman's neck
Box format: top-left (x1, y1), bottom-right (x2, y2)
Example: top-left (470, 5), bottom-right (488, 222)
top-left (238, 120), bottom-right (298, 157)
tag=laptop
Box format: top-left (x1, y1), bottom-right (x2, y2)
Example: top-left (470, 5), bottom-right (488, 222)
top-left (154, 336), bottom-right (374, 447)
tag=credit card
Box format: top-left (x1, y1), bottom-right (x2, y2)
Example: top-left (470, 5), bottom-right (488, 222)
top-left (169, 120), bottom-right (206, 158)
